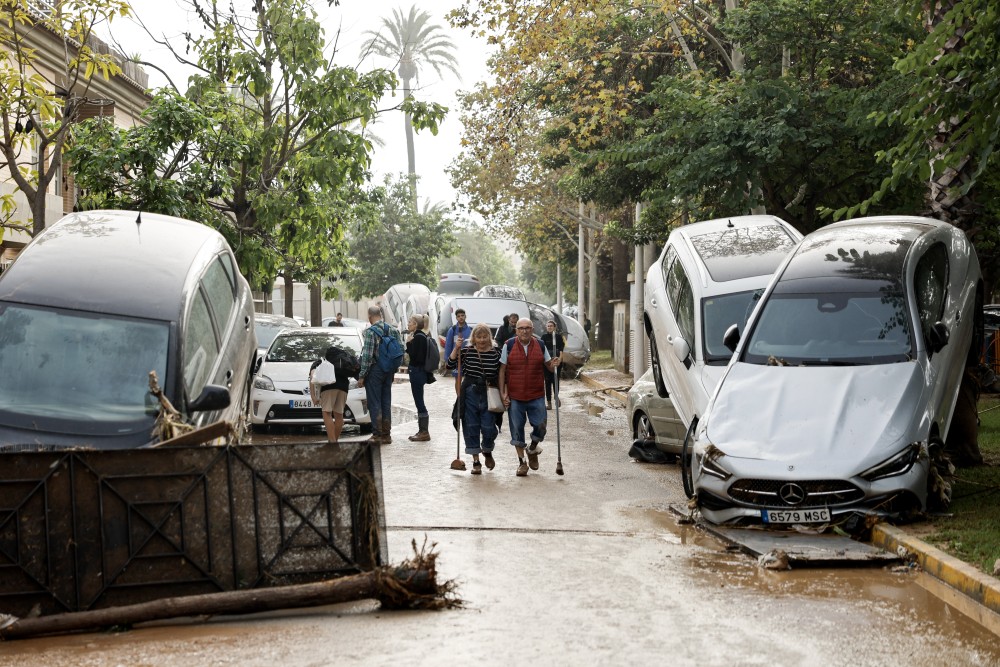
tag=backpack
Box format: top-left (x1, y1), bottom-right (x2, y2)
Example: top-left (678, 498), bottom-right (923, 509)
top-left (331, 347), bottom-right (361, 379)
top-left (375, 322), bottom-right (405, 373)
top-left (422, 332), bottom-right (441, 372)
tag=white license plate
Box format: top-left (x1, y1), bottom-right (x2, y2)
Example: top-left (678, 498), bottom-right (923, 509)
top-left (762, 508), bottom-right (831, 524)
top-left (289, 399), bottom-right (314, 408)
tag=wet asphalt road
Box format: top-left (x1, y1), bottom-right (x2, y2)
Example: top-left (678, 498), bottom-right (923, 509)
top-left (3, 376), bottom-right (1000, 666)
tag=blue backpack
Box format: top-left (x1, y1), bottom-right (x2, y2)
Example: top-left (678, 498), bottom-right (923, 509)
top-left (376, 323), bottom-right (404, 373)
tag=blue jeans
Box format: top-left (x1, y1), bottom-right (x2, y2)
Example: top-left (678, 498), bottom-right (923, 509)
top-left (462, 384), bottom-right (497, 454)
top-left (365, 367), bottom-right (393, 433)
top-left (408, 366), bottom-right (428, 417)
top-left (508, 396), bottom-right (547, 447)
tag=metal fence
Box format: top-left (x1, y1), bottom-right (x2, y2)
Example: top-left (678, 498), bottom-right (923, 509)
top-left (0, 442), bottom-right (385, 617)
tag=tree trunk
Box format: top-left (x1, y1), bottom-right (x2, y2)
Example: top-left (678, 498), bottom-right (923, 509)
top-left (310, 282), bottom-right (323, 325)
top-left (283, 272), bottom-right (295, 318)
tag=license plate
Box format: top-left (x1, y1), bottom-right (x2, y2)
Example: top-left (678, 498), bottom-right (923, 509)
top-left (289, 399), bottom-right (314, 408)
top-left (762, 508), bottom-right (831, 524)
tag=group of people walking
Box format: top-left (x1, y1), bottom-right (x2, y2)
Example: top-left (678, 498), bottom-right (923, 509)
top-left (314, 304), bottom-right (566, 477)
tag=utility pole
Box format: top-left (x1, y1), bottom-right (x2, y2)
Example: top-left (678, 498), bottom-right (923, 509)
top-left (578, 200), bottom-right (586, 329)
top-left (633, 202), bottom-right (648, 381)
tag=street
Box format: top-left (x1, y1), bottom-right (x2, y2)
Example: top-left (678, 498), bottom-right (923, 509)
top-left (3, 376), bottom-right (1000, 666)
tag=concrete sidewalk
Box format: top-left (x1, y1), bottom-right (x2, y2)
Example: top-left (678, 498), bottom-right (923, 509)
top-left (580, 367), bottom-right (1000, 635)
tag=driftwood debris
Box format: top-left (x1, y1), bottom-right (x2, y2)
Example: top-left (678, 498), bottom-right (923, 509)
top-left (0, 540), bottom-right (460, 641)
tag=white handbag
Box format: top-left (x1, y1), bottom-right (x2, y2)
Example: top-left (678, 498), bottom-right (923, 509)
top-left (487, 386), bottom-right (505, 413)
top-left (312, 359), bottom-right (337, 384)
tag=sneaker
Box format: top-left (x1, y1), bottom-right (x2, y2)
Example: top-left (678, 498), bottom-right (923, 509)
top-left (546, 401), bottom-right (552, 410)
top-left (471, 461), bottom-right (482, 475)
top-left (483, 452), bottom-right (495, 470)
top-left (516, 462), bottom-right (529, 477)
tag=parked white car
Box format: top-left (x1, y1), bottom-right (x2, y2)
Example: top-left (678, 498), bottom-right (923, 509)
top-left (686, 216), bottom-right (983, 525)
top-left (251, 327), bottom-right (371, 432)
top-left (643, 215), bottom-right (803, 430)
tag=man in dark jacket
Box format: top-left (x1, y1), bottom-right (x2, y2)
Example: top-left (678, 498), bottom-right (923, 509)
top-left (494, 312), bottom-right (519, 346)
top-left (498, 318), bottom-right (560, 477)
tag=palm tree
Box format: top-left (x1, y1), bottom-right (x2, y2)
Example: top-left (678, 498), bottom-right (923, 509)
top-left (361, 5), bottom-right (460, 200)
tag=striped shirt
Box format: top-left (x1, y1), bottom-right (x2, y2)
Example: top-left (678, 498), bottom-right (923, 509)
top-left (446, 344), bottom-right (501, 383)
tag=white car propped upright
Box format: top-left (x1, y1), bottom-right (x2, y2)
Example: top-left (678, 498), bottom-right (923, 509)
top-left (643, 215), bottom-right (803, 433)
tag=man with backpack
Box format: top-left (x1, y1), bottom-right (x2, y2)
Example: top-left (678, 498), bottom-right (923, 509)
top-left (498, 318), bottom-right (561, 476)
top-left (358, 305), bottom-right (405, 444)
top-left (443, 308), bottom-right (472, 377)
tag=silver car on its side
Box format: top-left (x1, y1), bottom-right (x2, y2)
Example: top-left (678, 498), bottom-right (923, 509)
top-left (687, 216), bottom-right (983, 526)
top-left (627, 368), bottom-right (685, 460)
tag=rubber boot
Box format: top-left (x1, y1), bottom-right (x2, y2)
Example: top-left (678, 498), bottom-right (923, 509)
top-left (365, 418), bottom-right (383, 444)
top-left (409, 415), bottom-right (430, 441)
top-left (381, 416), bottom-right (392, 444)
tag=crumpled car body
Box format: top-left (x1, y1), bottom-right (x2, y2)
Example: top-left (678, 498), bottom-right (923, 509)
top-left (689, 216), bottom-right (983, 525)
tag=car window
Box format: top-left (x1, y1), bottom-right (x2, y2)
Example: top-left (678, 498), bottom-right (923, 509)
top-left (914, 243), bottom-right (948, 340)
top-left (702, 290), bottom-right (762, 362)
top-left (743, 290), bottom-right (911, 366)
top-left (0, 302), bottom-right (168, 434)
top-left (183, 291), bottom-right (220, 398)
top-left (202, 255), bottom-right (236, 335)
top-left (664, 249), bottom-right (695, 346)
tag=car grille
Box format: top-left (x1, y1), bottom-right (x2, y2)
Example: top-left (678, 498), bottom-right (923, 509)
top-left (727, 479), bottom-right (864, 508)
top-left (267, 405), bottom-right (323, 421)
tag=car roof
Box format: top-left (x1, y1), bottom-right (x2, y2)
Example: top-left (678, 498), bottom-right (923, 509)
top-left (674, 215), bottom-right (803, 284)
top-left (777, 217), bottom-right (938, 285)
top-left (0, 210), bottom-right (231, 321)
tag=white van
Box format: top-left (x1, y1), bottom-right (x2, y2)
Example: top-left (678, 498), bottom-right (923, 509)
top-left (380, 283), bottom-right (430, 329)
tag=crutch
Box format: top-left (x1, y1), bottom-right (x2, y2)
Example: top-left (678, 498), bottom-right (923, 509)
top-left (450, 342), bottom-right (466, 470)
top-left (554, 360), bottom-right (564, 475)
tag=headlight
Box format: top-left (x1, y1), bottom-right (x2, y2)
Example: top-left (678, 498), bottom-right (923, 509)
top-left (254, 375), bottom-right (274, 391)
top-left (859, 443), bottom-right (922, 482)
top-left (697, 444), bottom-right (732, 481)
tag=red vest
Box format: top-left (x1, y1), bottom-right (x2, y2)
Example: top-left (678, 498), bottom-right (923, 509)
top-left (505, 337), bottom-right (546, 401)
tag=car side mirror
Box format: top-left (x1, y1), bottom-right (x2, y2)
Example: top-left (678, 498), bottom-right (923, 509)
top-left (672, 336), bottom-right (691, 368)
top-left (189, 384), bottom-right (231, 412)
top-left (723, 324), bottom-right (741, 353)
top-left (928, 321), bottom-right (949, 354)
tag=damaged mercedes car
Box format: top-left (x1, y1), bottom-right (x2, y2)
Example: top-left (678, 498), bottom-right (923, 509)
top-left (684, 216), bottom-right (983, 526)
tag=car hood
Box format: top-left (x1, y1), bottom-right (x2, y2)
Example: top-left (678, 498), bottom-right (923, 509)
top-left (260, 361), bottom-right (313, 385)
top-left (705, 361), bottom-right (924, 466)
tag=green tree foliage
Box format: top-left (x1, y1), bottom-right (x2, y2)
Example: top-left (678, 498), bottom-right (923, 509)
top-left (436, 226), bottom-right (517, 287)
top-left (346, 175), bottom-right (460, 299)
top-left (0, 0), bottom-right (130, 238)
top-left (361, 5), bottom-right (459, 196)
top-left (68, 0), bottom-right (446, 293)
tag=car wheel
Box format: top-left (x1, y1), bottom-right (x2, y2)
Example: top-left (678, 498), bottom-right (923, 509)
top-left (649, 336), bottom-right (669, 398)
top-left (681, 418), bottom-right (698, 499)
top-left (634, 411), bottom-right (654, 442)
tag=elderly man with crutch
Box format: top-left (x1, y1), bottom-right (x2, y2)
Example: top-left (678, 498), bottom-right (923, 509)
top-left (498, 318), bottom-right (561, 477)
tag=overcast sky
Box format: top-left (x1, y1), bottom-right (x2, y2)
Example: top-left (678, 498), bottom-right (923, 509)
top-left (105, 0), bottom-right (492, 215)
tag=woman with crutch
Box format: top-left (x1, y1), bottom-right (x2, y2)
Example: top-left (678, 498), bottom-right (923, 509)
top-left (446, 323), bottom-right (502, 475)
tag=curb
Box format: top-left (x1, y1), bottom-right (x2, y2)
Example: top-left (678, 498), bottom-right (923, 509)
top-left (578, 373), bottom-right (630, 404)
top-left (872, 523), bottom-right (1000, 631)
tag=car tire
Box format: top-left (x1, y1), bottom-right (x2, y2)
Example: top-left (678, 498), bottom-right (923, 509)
top-left (681, 417), bottom-right (698, 499)
top-left (634, 411), bottom-right (654, 442)
top-left (649, 336), bottom-right (669, 398)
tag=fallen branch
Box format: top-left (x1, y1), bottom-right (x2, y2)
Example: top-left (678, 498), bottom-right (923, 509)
top-left (1, 539), bottom-right (460, 641)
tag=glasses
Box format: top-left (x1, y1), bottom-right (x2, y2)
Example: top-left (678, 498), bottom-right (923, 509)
top-left (516, 326), bottom-right (532, 330)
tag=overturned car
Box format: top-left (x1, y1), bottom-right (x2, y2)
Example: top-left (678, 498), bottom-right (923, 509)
top-left (685, 216), bottom-right (983, 525)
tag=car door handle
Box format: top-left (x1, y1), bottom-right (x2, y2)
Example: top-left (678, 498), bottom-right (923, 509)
top-left (245, 315), bottom-right (252, 330)
top-left (649, 298), bottom-right (658, 308)
top-left (225, 369), bottom-right (234, 386)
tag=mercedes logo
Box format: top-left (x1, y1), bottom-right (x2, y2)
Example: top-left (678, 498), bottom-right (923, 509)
top-left (779, 483), bottom-right (806, 506)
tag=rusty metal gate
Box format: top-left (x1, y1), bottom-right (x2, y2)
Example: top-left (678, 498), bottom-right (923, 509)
top-left (0, 442), bottom-right (385, 618)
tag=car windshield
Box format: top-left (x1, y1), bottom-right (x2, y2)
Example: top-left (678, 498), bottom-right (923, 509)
top-left (0, 302), bottom-right (169, 435)
top-left (742, 290), bottom-right (912, 366)
top-left (267, 332), bottom-right (361, 362)
top-left (256, 321), bottom-right (292, 349)
top-left (702, 290), bottom-right (762, 362)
